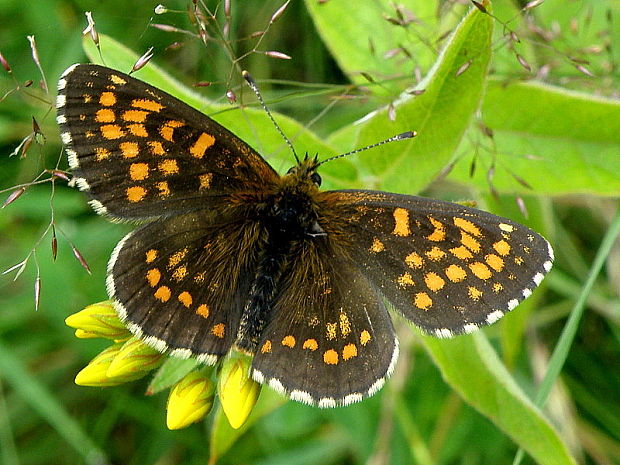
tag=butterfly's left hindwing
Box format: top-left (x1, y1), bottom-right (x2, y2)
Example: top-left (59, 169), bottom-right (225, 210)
top-left (108, 208), bottom-right (262, 363)
top-left (317, 190), bottom-right (554, 338)
top-left (57, 64), bottom-right (278, 221)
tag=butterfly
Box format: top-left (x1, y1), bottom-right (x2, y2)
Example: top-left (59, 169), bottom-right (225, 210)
top-left (57, 64), bottom-right (553, 407)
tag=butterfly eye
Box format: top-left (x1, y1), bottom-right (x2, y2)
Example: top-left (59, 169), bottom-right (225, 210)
top-left (310, 172), bottom-right (322, 186)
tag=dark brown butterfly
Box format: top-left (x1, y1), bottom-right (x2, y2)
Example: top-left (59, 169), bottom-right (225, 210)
top-left (57, 64), bottom-right (553, 407)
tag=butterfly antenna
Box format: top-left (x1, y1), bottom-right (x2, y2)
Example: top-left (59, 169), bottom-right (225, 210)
top-left (317, 130), bottom-right (417, 166)
top-left (242, 71), bottom-right (299, 163)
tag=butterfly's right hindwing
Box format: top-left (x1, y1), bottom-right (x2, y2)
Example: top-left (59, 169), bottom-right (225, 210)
top-left (250, 237), bottom-right (398, 407)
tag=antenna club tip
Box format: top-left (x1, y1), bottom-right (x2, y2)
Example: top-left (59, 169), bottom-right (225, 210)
top-left (242, 70), bottom-right (254, 83)
top-left (398, 130), bottom-right (417, 140)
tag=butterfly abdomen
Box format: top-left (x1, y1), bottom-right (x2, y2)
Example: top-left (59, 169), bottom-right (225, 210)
top-left (235, 232), bottom-right (288, 352)
top-left (235, 167), bottom-right (322, 352)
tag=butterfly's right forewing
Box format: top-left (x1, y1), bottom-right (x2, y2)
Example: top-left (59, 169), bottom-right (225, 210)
top-left (318, 190), bottom-right (554, 338)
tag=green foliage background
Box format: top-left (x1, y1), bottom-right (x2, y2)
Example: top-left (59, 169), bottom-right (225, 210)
top-left (1, 0), bottom-right (619, 464)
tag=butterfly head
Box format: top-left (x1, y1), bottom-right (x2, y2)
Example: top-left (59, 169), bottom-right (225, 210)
top-left (285, 154), bottom-right (322, 188)
top-left (265, 156), bottom-right (324, 237)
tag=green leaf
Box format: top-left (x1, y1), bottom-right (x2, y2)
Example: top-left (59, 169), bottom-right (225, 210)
top-left (422, 333), bottom-right (577, 465)
top-left (81, 34), bottom-right (358, 190)
top-left (305, 0), bottom-right (467, 95)
top-left (329, 5), bottom-right (493, 195)
top-left (209, 388), bottom-right (287, 463)
top-left (146, 358), bottom-right (199, 396)
top-left (449, 80), bottom-right (620, 195)
top-left (0, 340), bottom-right (108, 465)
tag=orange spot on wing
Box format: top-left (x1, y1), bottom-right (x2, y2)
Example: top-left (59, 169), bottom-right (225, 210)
top-left (159, 126), bottom-right (173, 142)
top-left (450, 245), bottom-right (473, 260)
top-left (397, 272), bottom-right (415, 287)
top-left (95, 108), bottom-right (115, 123)
top-left (190, 132), bottom-right (215, 158)
top-left (281, 335), bottom-right (296, 348)
top-left (159, 120), bottom-right (185, 142)
top-left (123, 110), bottom-right (149, 122)
top-left (156, 181), bottom-right (170, 197)
top-left (445, 264), bottom-right (466, 282)
top-left (154, 286), bottom-right (171, 302)
top-left (326, 322), bottom-right (337, 340)
top-left (469, 262), bottom-right (492, 280)
top-left (129, 163), bottom-right (149, 181)
top-left (415, 292), bottom-right (433, 310)
top-left (493, 239), bottom-right (511, 256)
top-left (126, 186), bottom-right (147, 202)
top-left (145, 249), bottom-right (158, 263)
top-left (261, 340), bottom-right (272, 353)
top-left (323, 349), bottom-right (339, 365)
top-left (339, 313), bottom-right (351, 337)
top-left (427, 217), bottom-right (446, 241)
top-left (425, 246), bottom-right (446, 261)
top-left (199, 173), bottom-right (213, 190)
top-left (110, 74), bottom-right (127, 85)
top-left (128, 124), bottom-right (148, 137)
top-left (360, 330), bottom-right (371, 346)
top-left (99, 92), bottom-right (116, 106)
top-left (370, 237), bottom-right (385, 253)
top-left (424, 272), bottom-right (445, 292)
top-left (158, 159), bottom-right (179, 175)
top-left (95, 147), bottom-right (110, 161)
top-left (119, 142), bottom-right (139, 158)
top-left (454, 217), bottom-right (482, 236)
top-left (168, 248), bottom-right (188, 268)
top-left (178, 291), bottom-right (192, 308)
top-left (461, 232), bottom-right (481, 253)
top-left (132, 98), bottom-right (163, 112)
top-left (302, 339), bottom-right (318, 351)
top-left (405, 251), bottom-right (424, 268)
top-left (196, 304), bottom-right (210, 318)
top-left (468, 286), bottom-right (483, 301)
top-left (392, 208), bottom-right (411, 236)
top-left (148, 141), bottom-right (166, 155)
top-left (171, 265), bottom-right (188, 281)
top-left (342, 343), bottom-right (358, 360)
top-left (211, 323), bottom-right (225, 338)
top-left (146, 268), bottom-right (161, 287)
top-left (101, 124), bottom-right (124, 140)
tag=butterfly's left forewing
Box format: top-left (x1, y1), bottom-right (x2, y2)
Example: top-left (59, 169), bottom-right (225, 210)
top-left (318, 190), bottom-right (554, 337)
top-left (57, 64), bottom-right (278, 221)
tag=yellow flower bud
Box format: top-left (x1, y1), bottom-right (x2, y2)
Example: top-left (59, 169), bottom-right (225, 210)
top-left (65, 301), bottom-right (131, 341)
top-left (166, 370), bottom-right (215, 430)
top-left (218, 351), bottom-right (261, 429)
top-left (106, 337), bottom-right (164, 380)
top-left (75, 343), bottom-right (126, 386)
top-left (74, 329), bottom-right (101, 339)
